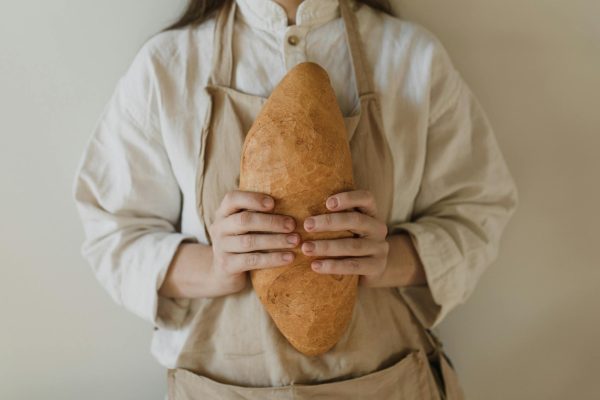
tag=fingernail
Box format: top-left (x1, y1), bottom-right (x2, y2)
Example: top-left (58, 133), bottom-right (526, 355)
top-left (263, 196), bottom-right (273, 208)
top-left (302, 242), bottom-right (315, 252)
top-left (304, 218), bottom-right (315, 230)
top-left (286, 234), bottom-right (299, 244)
top-left (285, 218), bottom-right (295, 231)
top-left (283, 253), bottom-right (294, 261)
top-left (312, 261), bottom-right (322, 270)
top-left (326, 197), bottom-right (338, 209)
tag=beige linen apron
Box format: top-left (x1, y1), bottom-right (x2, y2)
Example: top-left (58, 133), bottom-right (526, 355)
top-left (167, 0), bottom-right (465, 398)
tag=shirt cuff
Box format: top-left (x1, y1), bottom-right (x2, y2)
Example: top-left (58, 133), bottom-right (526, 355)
top-left (120, 232), bottom-right (197, 330)
top-left (389, 220), bottom-right (465, 329)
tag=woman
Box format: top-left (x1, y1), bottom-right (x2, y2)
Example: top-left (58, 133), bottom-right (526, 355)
top-left (72, 0), bottom-right (519, 398)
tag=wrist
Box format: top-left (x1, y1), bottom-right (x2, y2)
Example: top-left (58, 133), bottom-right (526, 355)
top-left (204, 246), bottom-right (227, 297)
top-left (159, 241), bottom-right (218, 299)
top-left (397, 232), bottom-right (427, 286)
top-left (382, 232), bottom-right (427, 288)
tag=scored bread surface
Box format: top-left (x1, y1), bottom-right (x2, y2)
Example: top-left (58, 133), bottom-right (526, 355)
top-left (239, 62), bottom-right (358, 356)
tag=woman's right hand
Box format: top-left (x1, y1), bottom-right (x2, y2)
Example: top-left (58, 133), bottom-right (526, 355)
top-left (208, 190), bottom-right (299, 296)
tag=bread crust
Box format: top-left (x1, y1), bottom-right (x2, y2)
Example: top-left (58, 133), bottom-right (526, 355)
top-left (239, 62), bottom-right (358, 356)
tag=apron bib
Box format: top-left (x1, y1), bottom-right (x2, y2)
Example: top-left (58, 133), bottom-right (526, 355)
top-left (168, 0), bottom-right (464, 398)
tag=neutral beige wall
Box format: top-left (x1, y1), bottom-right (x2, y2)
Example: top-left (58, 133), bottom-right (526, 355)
top-left (1, 0), bottom-right (598, 399)
top-left (0, 1), bottom-right (183, 399)
top-left (393, 1), bottom-right (600, 399)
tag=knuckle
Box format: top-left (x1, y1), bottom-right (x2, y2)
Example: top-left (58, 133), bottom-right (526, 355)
top-left (239, 211), bottom-right (252, 226)
top-left (241, 234), bottom-right (254, 250)
top-left (347, 259), bottom-right (360, 271)
top-left (323, 260), bottom-right (335, 273)
top-left (350, 238), bottom-right (362, 251)
top-left (223, 191), bottom-right (235, 205)
top-left (362, 189), bottom-right (372, 200)
top-left (369, 198), bottom-right (378, 213)
top-left (324, 213), bottom-right (333, 226)
top-left (267, 214), bottom-right (277, 229)
top-left (320, 260), bottom-right (331, 272)
top-left (245, 253), bottom-right (258, 267)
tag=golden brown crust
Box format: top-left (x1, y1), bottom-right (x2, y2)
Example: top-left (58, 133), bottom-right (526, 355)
top-left (240, 62), bottom-right (358, 356)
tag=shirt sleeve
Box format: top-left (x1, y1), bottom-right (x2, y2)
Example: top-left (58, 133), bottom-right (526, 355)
top-left (71, 42), bottom-right (197, 329)
top-left (390, 36), bottom-right (520, 329)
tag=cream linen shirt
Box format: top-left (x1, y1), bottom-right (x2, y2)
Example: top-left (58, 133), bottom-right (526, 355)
top-left (72, 0), bottom-right (519, 368)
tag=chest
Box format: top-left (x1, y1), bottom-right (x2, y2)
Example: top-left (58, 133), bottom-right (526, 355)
top-left (156, 20), bottom-right (430, 242)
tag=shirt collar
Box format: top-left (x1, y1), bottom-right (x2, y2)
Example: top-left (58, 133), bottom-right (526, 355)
top-left (235, 0), bottom-right (341, 31)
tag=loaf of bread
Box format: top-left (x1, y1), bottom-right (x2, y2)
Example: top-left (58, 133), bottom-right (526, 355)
top-left (239, 62), bottom-right (358, 356)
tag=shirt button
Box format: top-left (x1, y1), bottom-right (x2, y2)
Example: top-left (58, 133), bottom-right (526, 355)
top-left (287, 35), bottom-right (299, 46)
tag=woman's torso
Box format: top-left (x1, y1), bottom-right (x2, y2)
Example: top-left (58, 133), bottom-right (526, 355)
top-left (147, 0), bottom-right (442, 387)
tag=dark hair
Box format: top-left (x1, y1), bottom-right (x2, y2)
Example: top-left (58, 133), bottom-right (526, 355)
top-left (161, 0), bottom-right (392, 32)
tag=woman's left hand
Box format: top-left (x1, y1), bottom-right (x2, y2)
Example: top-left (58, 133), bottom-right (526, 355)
top-left (301, 190), bottom-right (389, 287)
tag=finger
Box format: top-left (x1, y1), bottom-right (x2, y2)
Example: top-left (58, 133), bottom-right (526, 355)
top-left (310, 256), bottom-right (383, 276)
top-left (221, 251), bottom-right (295, 274)
top-left (304, 211), bottom-right (380, 237)
top-left (325, 190), bottom-right (377, 217)
top-left (222, 233), bottom-right (300, 252)
top-left (216, 190), bottom-right (275, 219)
top-left (301, 238), bottom-right (383, 257)
top-left (222, 211), bottom-right (296, 235)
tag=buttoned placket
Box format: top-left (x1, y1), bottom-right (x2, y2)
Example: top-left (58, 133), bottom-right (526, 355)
top-left (282, 25), bottom-right (310, 70)
top-left (234, 0), bottom-right (342, 72)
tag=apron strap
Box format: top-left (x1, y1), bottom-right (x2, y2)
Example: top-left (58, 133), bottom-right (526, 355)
top-left (208, 0), bottom-right (236, 86)
top-left (424, 328), bottom-right (444, 354)
top-left (339, 0), bottom-right (374, 97)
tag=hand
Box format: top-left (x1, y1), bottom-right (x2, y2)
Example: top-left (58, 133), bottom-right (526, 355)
top-left (208, 190), bottom-right (299, 296)
top-left (301, 190), bottom-right (389, 287)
